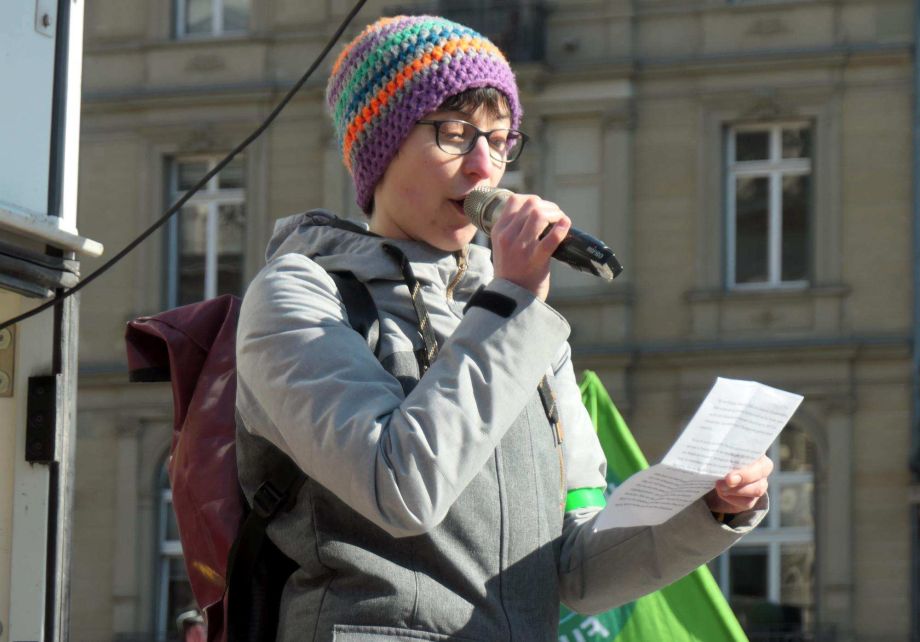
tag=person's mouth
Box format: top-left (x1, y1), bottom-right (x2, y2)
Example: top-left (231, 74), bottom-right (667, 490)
top-left (449, 198), bottom-right (466, 215)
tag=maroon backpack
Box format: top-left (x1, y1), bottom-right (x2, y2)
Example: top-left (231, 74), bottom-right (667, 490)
top-left (125, 270), bottom-right (380, 642)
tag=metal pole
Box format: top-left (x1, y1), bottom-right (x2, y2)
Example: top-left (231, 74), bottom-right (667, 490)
top-left (910, 0), bottom-right (920, 638)
top-left (45, 0), bottom-right (82, 638)
top-left (46, 290), bottom-right (78, 642)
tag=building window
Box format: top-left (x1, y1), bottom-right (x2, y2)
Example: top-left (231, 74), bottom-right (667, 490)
top-left (174, 0), bottom-right (249, 38)
top-left (156, 461), bottom-right (197, 642)
top-left (438, 0), bottom-right (545, 62)
top-left (710, 425), bottom-right (817, 639)
top-left (726, 123), bottom-right (812, 289)
top-left (385, 1), bottom-right (544, 62)
top-left (165, 156), bottom-right (246, 308)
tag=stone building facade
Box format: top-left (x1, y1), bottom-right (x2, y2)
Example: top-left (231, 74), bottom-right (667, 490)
top-left (70, 1), bottom-right (915, 641)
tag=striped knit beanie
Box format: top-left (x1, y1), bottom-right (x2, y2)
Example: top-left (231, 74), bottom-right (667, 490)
top-left (326, 15), bottom-right (522, 213)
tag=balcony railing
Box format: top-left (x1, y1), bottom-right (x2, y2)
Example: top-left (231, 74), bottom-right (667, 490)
top-left (384, 1), bottom-right (546, 63)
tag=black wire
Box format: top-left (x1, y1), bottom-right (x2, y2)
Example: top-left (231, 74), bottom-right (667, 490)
top-left (0, 0), bottom-right (368, 332)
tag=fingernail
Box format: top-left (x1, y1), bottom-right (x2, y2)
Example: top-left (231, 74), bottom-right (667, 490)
top-left (729, 474), bottom-right (742, 486)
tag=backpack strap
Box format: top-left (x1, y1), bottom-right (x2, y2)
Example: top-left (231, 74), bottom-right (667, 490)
top-left (329, 270), bottom-right (380, 358)
top-left (382, 243), bottom-right (439, 374)
top-left (226, 270), bottom-right (380, 642)
top-left (226, 447), bottom-right (305, 642)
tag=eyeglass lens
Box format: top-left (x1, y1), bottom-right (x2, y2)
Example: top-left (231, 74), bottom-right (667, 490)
top-left (435, 120), bottom-right (524, 162)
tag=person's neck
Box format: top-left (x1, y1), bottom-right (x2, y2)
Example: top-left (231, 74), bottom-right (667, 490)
top-left (368, 211), bottom-right (410, 241)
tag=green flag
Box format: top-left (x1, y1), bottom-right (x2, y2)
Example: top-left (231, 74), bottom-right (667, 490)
top-left (557, 370), bottom-right (748, 642)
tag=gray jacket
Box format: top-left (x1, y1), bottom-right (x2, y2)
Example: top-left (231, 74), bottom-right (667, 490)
top-left (235, 211), bottom-right (766, 642)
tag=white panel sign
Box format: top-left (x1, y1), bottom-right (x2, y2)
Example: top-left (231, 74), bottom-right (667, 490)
top-left (0, 0), bottom-right (57, 220)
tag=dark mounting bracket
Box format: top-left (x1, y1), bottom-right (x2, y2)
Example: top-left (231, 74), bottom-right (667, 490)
top-left (26, 374), bottom-right (58, 464)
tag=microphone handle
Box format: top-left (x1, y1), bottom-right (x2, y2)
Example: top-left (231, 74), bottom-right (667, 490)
top-left (545, 227), bottom-right (624, 282)
top-left (472, 188), bottom-right (623, 281)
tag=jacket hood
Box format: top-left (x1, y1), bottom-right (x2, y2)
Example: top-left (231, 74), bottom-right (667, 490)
top-left (265, 210), bottom-right (495, 287)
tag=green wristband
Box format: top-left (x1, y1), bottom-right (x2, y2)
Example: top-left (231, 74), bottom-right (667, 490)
top-left (565, 487), bottom-right (607, 512)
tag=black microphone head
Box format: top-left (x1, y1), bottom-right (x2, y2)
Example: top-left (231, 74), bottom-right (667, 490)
top-left (463, 186), bottom-right (510, 234)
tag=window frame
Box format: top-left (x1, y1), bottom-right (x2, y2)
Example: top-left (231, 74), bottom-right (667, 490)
top-left (712, 426), bottom-right (816, 618)
top-left (154, 461), bottom-right (187, 642)
top-left (164, 155), bottom-right (246, 309)
top-left (725, 121), bottom-right (813, 291)
top-left (174, 0), bottom-right (248, 39)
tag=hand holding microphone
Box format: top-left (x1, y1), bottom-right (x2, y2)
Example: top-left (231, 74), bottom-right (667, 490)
top-left (481, 191), bottom-right (569, 301)
top-left (463, 187), bottom-right (624, 293)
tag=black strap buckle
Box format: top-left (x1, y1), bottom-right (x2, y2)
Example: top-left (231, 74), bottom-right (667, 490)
top-left (252, 481), bottom-right (286, 520)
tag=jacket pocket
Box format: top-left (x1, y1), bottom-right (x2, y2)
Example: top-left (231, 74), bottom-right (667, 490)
top-left (332, 624), bottom-right (476, 641)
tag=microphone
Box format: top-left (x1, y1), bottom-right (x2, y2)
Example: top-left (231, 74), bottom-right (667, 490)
top-left (463, 187), bottom-right (624, 282)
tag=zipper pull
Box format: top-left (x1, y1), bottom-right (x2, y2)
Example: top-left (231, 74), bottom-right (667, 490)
top-left (537, 377), bottom-right (564, 445)
top-left (446, 246), bottom-right (469, 302)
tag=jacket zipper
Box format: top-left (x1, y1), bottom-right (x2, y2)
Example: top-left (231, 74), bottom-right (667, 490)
top-left (538, 378), bottom-right (567, 513)
top-left (446, 247), bottom-right (468, 303)
top-left (554, 420), bottom-right (566, 513)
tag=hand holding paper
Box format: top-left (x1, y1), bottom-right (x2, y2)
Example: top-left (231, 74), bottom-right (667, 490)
top-left (593, 378), bottom-right (803, 531)
top-left (703, 454), bottom-right (774, 515)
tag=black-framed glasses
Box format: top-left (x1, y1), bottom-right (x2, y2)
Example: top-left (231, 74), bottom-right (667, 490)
top-left (417, 119), bottom-right (528, 163)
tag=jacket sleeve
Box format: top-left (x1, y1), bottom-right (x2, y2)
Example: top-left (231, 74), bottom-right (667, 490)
top-left (548, 346), bottom-right (769, 614)
top-left (235, 253), bottom-right (570, 538)
top-left (558, 495), bottom-right (767, 614)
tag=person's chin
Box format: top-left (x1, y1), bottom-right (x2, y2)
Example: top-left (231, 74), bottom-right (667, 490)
top-left (430, 225), bottom-right (476, 252)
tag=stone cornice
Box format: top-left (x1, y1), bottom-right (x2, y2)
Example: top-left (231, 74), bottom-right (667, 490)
top-left (572, 333), bottom-right (911, 364)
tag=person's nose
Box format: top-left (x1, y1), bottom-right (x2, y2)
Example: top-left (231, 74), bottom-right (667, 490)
top-left (461, 135), bottom-right (497, 181)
